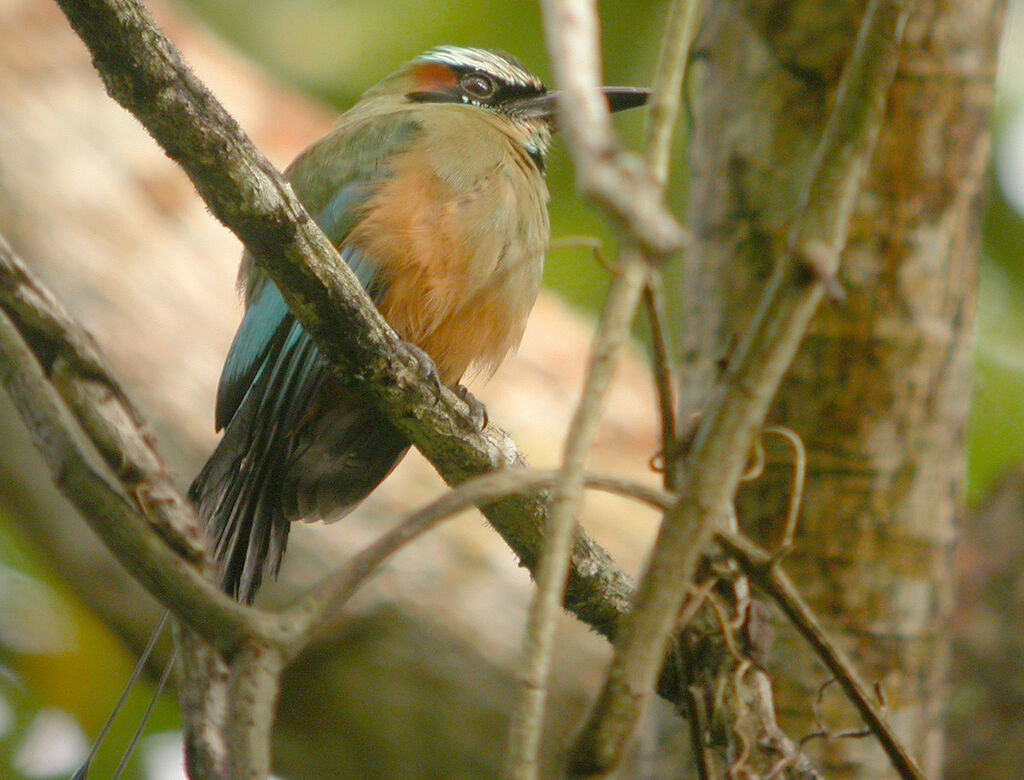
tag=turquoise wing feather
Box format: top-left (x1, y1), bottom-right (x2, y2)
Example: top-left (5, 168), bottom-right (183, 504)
top-left (191, 118), bottom-right (422, 601)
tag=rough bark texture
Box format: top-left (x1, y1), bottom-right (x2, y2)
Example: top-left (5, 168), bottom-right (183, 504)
top-left (0, 2), bottom-right (668, 778)
top-left (684, 1), bottom-right (1000, 777)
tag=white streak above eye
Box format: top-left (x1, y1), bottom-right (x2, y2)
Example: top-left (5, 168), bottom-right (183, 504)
top-left (418, 46), bottom-right (544, 92)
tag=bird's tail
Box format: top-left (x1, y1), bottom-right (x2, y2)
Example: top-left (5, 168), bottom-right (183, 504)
top-left (190, 370), bottom-right (411, 602)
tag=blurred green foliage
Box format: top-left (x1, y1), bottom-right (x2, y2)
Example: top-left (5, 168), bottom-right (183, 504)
top-left (0, 515), bottom-right (179, 780)
top-left (971, 177), bottom-right (1024, 501)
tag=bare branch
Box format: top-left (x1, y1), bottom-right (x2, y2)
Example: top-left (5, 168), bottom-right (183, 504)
top-left (226, 641), bottom-right (285, 779)
top-left (178, 630), bottom-right (230, 778)
top-left (282, 469), bottom-right (587, 656)
top-left (0, 235), bottom-right (205, 563)
top-left (644, 0), bottom-right (703, 188)
top-left (639, 0), bottom-right (702, 486)
top-left (505, 256), bottom-right (647, 780)
top-left (643, 275), bottom-right (679, 490)
top-left (0, 260), bottom-right (260, 658)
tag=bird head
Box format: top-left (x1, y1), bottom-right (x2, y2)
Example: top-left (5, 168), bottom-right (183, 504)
top-left (363, 47), bottom-right (649, 166)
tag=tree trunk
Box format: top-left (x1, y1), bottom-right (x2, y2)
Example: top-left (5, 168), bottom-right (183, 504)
top-left (682, 1), bottom-right (1000, 776)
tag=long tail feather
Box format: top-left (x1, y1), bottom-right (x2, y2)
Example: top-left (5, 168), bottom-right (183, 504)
top-left (70, 611), bottom-right (170, 779)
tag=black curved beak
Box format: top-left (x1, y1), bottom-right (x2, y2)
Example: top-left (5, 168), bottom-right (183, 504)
top-left (513, 87), bottom-right (650, 127)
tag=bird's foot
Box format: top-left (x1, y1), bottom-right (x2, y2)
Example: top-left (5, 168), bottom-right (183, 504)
top-left (403, 342), bottom-right (487, 430)
top-left (455, 384), bottom-right (488, 431)
top-left (404, 342), bottom-right (443, 397)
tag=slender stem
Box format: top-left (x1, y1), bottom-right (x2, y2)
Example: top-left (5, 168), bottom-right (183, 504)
top-left (283, 469), bottom-right (584, 656)
top-left (71, 611), bottom-right (171, 780)
top-left (639, 0), bottom-right (704, 490)
top-left (643, 275), bottom-right (679, 489)
top-left (504, 256), bottom-right (647, 780)
top-left (111, 647), bottom-right (177, 780)
top-left (644, 0), bottom-right (703, 188)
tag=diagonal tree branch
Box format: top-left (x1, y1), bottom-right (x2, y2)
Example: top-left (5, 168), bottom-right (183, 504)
top-left (0, 235), bottom-right (206, 564)
top-left (0, 242), bottom-right (264, 658)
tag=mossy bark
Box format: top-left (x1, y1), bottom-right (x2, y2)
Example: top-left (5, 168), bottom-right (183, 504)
top-left (680, 1), bottom-right (1002, 776)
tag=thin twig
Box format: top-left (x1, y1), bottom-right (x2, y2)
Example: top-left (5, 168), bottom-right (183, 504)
top-left (639, 0), bottom-right (699, 486)
top-left (761, 426), bottom-right (807, 554)
top-left (687, 683), bottom-right (713, 780)
top-left (639, 0), bottom-right (701, 481)
top-left (284, 469), bottom-right (579, 656)
top-left (568, 1), bottom-right (912, 773)
top-left (505, 256), bottom-right (647, 780)
top-left (643, 275), bottom-right (680, 490)
top-left (717, 532), bottom-right (924, 780)
top-left (801, 678), bottom-right (875, 748)
top-left (644, 0), bottom-right (703, 188)
top-left (549, 236), bottom-right (614, 274)
top-left (285, 467), bottom-right (668, 658)
top-left (539, 0), bottom-right (686, 257)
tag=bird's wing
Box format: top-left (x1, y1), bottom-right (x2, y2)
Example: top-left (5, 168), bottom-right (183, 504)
top-left (216, 192), bottom-right (387, 431)
top-left (214, 112), bottom-right (422, 430)
top-left (192, 117), bottom-right (423, 601)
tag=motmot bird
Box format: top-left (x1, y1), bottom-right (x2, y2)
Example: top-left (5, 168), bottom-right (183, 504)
top-left (74, 48), bottom-right (648, 780)
top-left (74, 49), bottom-right (648, 778)
top-left (190, 46), bottom-right (649, 603)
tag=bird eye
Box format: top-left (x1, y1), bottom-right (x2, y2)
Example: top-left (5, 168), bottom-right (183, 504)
top-left (460, 72), bottom-right (496, 100)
